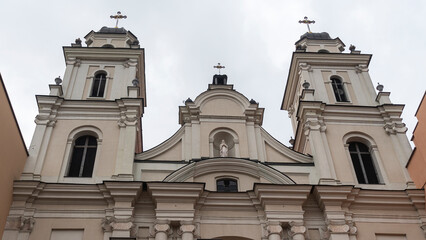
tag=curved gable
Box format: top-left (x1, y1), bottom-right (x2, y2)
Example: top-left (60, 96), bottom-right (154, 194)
top-left (163, 158), bottom-right (296, 190)
top-left (201, 96), bottom-right (245, 116)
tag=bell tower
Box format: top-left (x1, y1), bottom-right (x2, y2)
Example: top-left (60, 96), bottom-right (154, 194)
top-left (22, 26), bottom-right (146, 182)
top-left (282, 32), bottom-right (414, 188)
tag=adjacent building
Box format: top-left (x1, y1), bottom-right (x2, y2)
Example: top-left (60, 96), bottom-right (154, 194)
top-left (407, 92), bottom-right (426, 204)
top-left (2, 27), bottom-right (425, 240)
top-left (0, 74), bottom-right (28, 236)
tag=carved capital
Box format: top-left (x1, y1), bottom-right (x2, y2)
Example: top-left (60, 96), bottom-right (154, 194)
top-left (327, 224), bottom-right (350, 234)
top-left (266, 223), bottom-right (282, 236)
top-left (303, 119), bottom-right (326, 135)
top-left (102, 217), bottom-right (135, 234)
top-left (289, 221), bottom-right (306, 236)
top-left (288, 106), bottom-right (294, 118)
top-left (355, 64), bottom-right (369, 73)
top-left (421, 224), bottom-right (426, 238)
top-left (19, 217), bottom-right (35, 233)
top-left (179, 223), bottom-right (196, 234)
top-left (299, 63), bottom-right (313, 72)
top-left (154, 223), bottom-right (171, 233)
top-left (101, 217), bottom-right (113, 232)
top-left (384, 123), bottom-right (407, 134)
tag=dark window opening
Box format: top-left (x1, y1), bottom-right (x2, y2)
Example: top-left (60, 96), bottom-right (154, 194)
top-left (331, 78), bottom-right (348, 102)
top-left (318, 49), bottom-right (330, 53)
top-left (216, 179), bottom-right (238, 192)
top-left (349, 142), bottom-right (379, 184)
top-left (90, 73), bottom-right (107, 97)
top-left (67, 135), bottom-right (97, 177)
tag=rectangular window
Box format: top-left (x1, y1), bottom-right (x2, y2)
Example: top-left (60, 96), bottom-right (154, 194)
top-left (90, 73), bottom-right (107, 97)
top-left (50, 229), bottom-right (84, 240)
top-left (375, 234), bottom-right (407, 240)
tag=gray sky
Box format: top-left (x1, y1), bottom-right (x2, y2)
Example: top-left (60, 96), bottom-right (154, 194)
top-left (1, 1), bottom-right (425, 150)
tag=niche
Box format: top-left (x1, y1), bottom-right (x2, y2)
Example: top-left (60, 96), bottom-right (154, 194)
top-left (210, 129), bottom-right (239, 158)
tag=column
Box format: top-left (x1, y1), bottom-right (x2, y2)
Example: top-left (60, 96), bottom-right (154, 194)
top-left (266, 222), bottom-right (282, 240)
top-left (180, 221), bottom-right (196, 240)
top-left (289, 221), bottom-right (306, 240)
top-left (154, 222), bottom-right (170, 240)
top-left (327, 220), bottom-right (350, 240)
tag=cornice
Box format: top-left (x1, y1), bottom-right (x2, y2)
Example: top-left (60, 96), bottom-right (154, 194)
top-left (135, 127), bottom-right (185, 160)
top-left (163, 158), bottom-right (296, 184)
top-left (282, 52), bottom-right (372, 111)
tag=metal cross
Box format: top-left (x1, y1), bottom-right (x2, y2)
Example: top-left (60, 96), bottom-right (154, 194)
top-left (214, 63), bottom-right (225, 74)
top-left (110, 11), bottom-right (127, 28)
top-left (299, 16), bottom-right (315, 33)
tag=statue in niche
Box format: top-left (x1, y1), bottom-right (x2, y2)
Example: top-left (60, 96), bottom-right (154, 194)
top-left (220, 140), bottom-right (228, 157)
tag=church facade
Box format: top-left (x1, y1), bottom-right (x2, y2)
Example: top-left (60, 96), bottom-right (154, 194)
top-left (2, 27), bottom-right (426, 240)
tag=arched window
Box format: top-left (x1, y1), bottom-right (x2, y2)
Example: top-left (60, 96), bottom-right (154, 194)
top-left (102, 44), bottom-right (114, 48)
top-left (349, 142), bottom-right (379, 184)
top-left (90, 72), bottom-right (107, 97)
top-left (318, 49), bottom-right (330, 53)
top-left (331, 78), bottom-right (348, 102)
top-left (216, 178), bottom-right (238, 192)
top-left (67, 135), bottom-right (97, 177)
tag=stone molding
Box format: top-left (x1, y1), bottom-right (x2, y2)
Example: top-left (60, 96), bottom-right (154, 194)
top-left (266, 222), bottom-right (282, 237)
top-left (355, 64), bottom-right (369, 73)
top-left (178, 87), bottom-right (265, 126)
top-left (289, 221), bottom-right (306, 238)
top-left (163, 158), bottom-right (296, 184)
top-left (4, 216), bottom-right (35, 233)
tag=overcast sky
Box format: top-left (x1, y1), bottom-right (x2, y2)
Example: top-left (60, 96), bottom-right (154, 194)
top-left (1, 1), bottom-right (425, 151)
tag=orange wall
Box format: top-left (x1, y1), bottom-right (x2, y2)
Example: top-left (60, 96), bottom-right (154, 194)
top-left (407, 92), bottom-right (426, 189)
top-left (0, 75), bottom-right (28, 236)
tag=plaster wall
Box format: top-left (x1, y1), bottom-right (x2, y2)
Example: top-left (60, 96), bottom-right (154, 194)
top-left (28, 218), bottom-right (103, 240)
top-left (325, 124), bottom-right (407, 186)
top-left (65, 61), bottom-right (136, 101)
top-left (40, 119), bottom-right (120, 182)
top-left (355, 222), bottom-right (424, 240)
top-left (200, 223), bottom-right (261, 240)
top-left (0, 78), bottom-right (28, 237)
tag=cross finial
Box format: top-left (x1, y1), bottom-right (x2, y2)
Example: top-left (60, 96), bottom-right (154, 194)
top-left (299, 16), bottom-right (315, 33)
top-left (110, 11), bottom-right (127, 28)
top-left (214, 63), bottom-right (225, 74)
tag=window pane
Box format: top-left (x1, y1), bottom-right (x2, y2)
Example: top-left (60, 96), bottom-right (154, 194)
top-left (348, 143), bottom-right (357, 152)
top-left (357, 143), bottom-right (369, 152)
top-left (91, 73), bottom-right (107, 97)
top-left (98, 79), bottom-right (106, 97)
top-left (87, 136), bottom-right (97, 146)
top-left (350, 153), bottom-right (366, 184)
top-left (361, 153), bottom-right (379, 184)
top-left (91, 79), bottom-right (100, 97)
top-left (217, 179), bottom-right (238, 192)
top-left (68, 148), bottom-right (84, 177)
top-left (331, 78), bottom-right (348, 102)
top-left (82, 148), bottom-right (96, 177)
top-left (75, 136), bottom-right (87, 146)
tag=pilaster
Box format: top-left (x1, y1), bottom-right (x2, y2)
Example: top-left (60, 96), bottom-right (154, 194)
top-left (148, 182), bottom-right (204, 221)
top-left (104, 181), bottom-right (142, 238)
top-left (114, 98), bottom-right (143, 180)
top-left (314, 186), bottom-right (355, 240)
top-left (298, 101), bottom-right (338, 183)
top-left (22, 96), bottom-right (62, 180)
top-left (254, 184), bottom-right (311, 224)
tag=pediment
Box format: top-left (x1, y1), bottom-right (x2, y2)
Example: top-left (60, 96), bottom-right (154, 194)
top-left (163, 158), bottom-right (295, 185)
